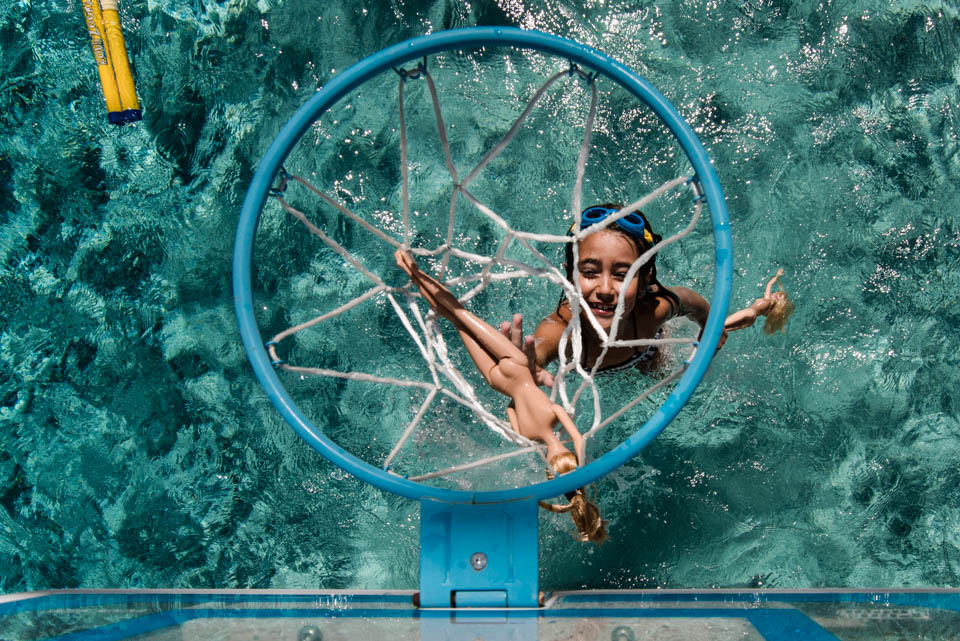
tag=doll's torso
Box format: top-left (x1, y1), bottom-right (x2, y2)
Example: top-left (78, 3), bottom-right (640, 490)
top-left (486, 354), bottom-right (562, 442)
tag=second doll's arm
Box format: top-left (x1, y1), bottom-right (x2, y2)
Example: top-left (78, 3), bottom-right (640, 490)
top-left (724, 305), bottom-right (759, 331)
top-left (764, 268), bottom-right (785, 299)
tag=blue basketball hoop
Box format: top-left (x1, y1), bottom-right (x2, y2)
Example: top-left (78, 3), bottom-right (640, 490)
top-left (234, 27), bottom-right (732, 507)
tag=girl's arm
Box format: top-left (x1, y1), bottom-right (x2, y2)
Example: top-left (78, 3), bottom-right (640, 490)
top-left (672, 286), bottom-right (727, 349)
top-left (671, 286), bottom-right (710, 328)
top-left (532, 310), bottom-right (567, 367)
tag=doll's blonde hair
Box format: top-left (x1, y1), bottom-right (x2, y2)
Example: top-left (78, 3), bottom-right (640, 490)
top-left (762, 282), bottom-right (795, 334)
top-left (538, 451), bottom-right (608, 545)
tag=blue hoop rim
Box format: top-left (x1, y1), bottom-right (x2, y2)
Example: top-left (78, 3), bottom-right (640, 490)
top-left (233, 27), bottom-right (733, 504)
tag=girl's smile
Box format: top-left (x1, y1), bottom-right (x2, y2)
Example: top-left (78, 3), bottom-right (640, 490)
top-left (575, 230), bottom-right (648, 330)
top-left (535, 205), bottom-right (713, 376)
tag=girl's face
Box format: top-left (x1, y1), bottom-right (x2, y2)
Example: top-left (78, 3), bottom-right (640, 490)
top-left (575, 230), bottom-right (646, 330)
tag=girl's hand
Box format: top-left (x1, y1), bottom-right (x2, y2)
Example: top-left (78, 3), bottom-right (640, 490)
top-left (500, 314), bottom-right (555, 387)
top-left (697, 326), bottom-right (728, 351)
top-left (717, 328), bottom-right (728, 351)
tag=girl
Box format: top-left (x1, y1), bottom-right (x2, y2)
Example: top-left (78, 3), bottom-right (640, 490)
top-left (724, 269), bottom-right (794, 334)
top-left (522, 205), bottom-right (722, 379)
top-left (395, 249), bottom-right (607, 543)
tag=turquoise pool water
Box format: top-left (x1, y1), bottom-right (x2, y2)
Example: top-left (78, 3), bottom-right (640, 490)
top-left (1, 0), bottom-right (959, 596)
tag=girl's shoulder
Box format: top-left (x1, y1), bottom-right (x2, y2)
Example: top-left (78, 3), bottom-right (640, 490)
top-left (554, 300), bottom-right (573, 323)
top-left (645, 285), bottom-right (681, 321)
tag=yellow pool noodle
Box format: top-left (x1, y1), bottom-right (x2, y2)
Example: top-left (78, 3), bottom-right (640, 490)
top-left (81, 0), bottom-right (122, 115)
top-left (81, 0), bottom-right (142, 124)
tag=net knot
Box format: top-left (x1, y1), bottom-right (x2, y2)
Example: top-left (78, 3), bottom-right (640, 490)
top-left (394, 56), bottom-right (427, 81)
top-left (686, 176), bottom-right (705, 203)
top-left (567, 63), bottom-right (597, 85)
top-left (269, 168), bottom-right (291, 197)
top-left (265, 340), bottom-right (283, 366)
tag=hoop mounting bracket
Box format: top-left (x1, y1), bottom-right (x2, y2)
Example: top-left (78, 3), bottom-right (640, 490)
top-left (419, 497), bottom-right (539, 608)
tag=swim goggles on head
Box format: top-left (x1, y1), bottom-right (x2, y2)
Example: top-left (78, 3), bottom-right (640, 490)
top-left (568, 206), bottom-right (655, 245)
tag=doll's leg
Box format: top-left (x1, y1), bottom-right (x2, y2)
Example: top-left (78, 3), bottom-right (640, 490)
top-left (398, 251), bottom-right (524, 362)
top-left (396, 250), bottom-right (461, 325)
top-left (397, 250), bottom-right (521, 389)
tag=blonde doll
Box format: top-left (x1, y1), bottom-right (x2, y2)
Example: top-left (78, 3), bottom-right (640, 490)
top-left (724, 269), bottom-right (795, 334)
top-left (536, 450), bottom-right (608, 543)
top-left (395, 249), bottom-right (607, 544)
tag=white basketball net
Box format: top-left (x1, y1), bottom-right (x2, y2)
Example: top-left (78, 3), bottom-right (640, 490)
top-left (265, 58), bottom-right (706, 483)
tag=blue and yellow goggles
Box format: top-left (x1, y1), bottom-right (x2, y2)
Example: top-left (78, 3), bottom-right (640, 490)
top-left (568, 206), bottom-right (655, 245)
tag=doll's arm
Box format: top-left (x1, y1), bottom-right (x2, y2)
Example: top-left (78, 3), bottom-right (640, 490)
top-left (724, 306), bottom-right (759, 331)
top-left (507, 404), bottom-right (521, 434)
top-left (725, 269), bottom-right (784, 332)
top-left (725, 295), bottom-right (775, 331)
top-left (764, 269), bottom-right (785, 299)
top-left (553, 406), bottom-right (584, 466)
